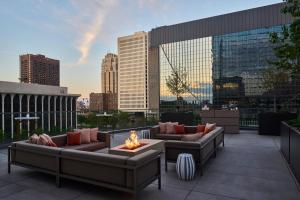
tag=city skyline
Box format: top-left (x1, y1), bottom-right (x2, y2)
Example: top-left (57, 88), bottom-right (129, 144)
top-left (0, 0), bottom-right (281, 98)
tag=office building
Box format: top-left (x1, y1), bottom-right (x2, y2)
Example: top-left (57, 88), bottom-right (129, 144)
top-left (0, 81), bottom-right (80, 139)
top-left (89, 93), bottom-right (117, 112)
top-left (149, 3), bottom-right (298, 124)
top-left (101, 53), bottom-right (118, 94)
top-left (118, 31), bottom-right (148, 112)
top-left (20, 54), bottom-right (60, 86)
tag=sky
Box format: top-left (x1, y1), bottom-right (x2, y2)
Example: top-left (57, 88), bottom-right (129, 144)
top-left (0, 0), bottom-right (282, 98)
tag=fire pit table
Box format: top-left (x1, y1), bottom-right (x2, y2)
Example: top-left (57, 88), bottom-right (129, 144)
top-left (108, 139), bottom-right (164, 157)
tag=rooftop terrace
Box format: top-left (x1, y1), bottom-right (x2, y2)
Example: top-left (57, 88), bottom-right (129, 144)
top-left (0, 130), bottom-right (299, 200)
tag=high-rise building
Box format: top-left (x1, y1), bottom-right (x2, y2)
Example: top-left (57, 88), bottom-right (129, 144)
top-left (148, 3), bottom-right (299, 125)
top-left (118, 31), bottom-right (148, 112)
top-left (20, 54), bottom-right (60, 86)
top-left (101, 53), bottom-right (118, 94)
top-left (89, 93), bottom-right (117, 112)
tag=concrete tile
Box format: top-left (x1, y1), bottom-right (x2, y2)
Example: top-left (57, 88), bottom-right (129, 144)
top-left (186, 191), bottom-right (239, 200)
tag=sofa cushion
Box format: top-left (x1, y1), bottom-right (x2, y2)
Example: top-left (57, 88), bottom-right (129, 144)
top-left (204, 123), bottom-right (216, 134)
top-left (90, 128), bottom-right (99, 142)
top-left (175, 125), bottom-right (185, 134)
top-left (184, 126), bottom-right (197, 134)
top-left (155, 134), bottom-right (183, 140)
top-left (51, 134), bottom-right (67, 147)
top-left (63, 142), bottom-right (106, 151)
top-left (166, 122), bottom-right (178, 134)
top-left (67, 132), bottom-right (81, 145)
top-left (181, 133), bottom-right (204, 141)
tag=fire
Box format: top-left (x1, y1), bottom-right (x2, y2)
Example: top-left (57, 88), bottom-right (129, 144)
top-left (125, 131), bottom-right (140, 150)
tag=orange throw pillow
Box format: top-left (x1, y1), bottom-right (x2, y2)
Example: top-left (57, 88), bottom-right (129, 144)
top-left (197, 125), bottom-right (206, 133)
top-left (67, 132), bottom-right (81, 145)
top-left (204, 123), bottom-right (216, 134)
top-left (175, 125), bottom-right (185, 134)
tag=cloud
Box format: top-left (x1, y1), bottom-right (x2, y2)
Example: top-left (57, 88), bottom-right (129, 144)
top-left (69, 0), bottom-right (117, 65)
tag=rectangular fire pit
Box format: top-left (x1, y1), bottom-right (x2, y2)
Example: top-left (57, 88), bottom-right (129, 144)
top-left (108, 139), bottom-right (164, 157)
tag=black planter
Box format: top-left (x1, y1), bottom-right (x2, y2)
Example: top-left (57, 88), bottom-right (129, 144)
top-left (281, 122), bottom-right (300, 184)
top-left (258, 112), bottom-right (297, 135)
top-left (160, 112), bottom-right (194, 125)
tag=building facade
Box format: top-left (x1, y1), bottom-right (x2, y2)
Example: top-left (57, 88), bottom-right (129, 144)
top-left (89, 93), bottom-right (117, 112)
top-left (20, 54), bottom-right (60, 86)
top-left (0, 81), bottom-right (80, 139)
top-left (101, 53), bottom-right (118, 94)
top-left (149, 3), bottom-right (298, 125)
top-left (118, 32), bottom-right (148, 112)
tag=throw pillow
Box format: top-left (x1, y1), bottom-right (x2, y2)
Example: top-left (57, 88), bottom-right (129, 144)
top-left (67, 132), bottom-right (81, 145)
top-left (29, 134), bottom-right (39, 144)
top-left (37, 134), bottom-right (48, 145)
top-left (90, 128), bottom-right (99, 142)
top-left (204, 123), bottom-right (216, 134)
top-left (159, 122), bottom-right (167, 134)
top-left (175, 125), bottom-right (185, 134)
top-left (42, 134), bottom-right (57, 147)
top-left (79, 129), bottom-right (91, 144)
top-left (197, 124), bottom-right (206, 133)
top-left (181, 133), bottom-right (204, 141)
top-left (166, 122), bottom-right (178, 134)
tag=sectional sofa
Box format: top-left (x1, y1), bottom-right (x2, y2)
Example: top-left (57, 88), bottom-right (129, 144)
top-left (8, 132), bottom-right (161, 196)
top-left (150, 125), bottom-right (224, 175)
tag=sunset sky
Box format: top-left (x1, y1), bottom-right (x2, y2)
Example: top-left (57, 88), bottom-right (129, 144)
top-left (0, 0), bottom-right (281, 98)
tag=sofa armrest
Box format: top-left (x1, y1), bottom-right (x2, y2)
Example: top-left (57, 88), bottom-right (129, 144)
top-left (150, 125), bottom-right (160, 139)
top-left (165, 140), bottom-right (201, 149)
top-left (98, 132), bottom-right (111, 148)
top-left (127, 150), bottom-right (160, 166)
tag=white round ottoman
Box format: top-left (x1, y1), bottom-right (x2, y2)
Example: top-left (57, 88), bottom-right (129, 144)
top-left (176, 153), bottom-right (196, 181)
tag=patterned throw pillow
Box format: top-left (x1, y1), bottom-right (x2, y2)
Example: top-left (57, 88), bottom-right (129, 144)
top-left (42, 134), bottom-right (57, 147)
top-left (37, 134), bottom-right (48, 145)
top-left (79, 129), bottom-right (91, 144)
top-left (29, 134), bottom-right (39, 144)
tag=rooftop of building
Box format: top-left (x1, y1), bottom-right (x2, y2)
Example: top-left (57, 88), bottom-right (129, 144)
top-left (0, 81), bottom-right (80, 97)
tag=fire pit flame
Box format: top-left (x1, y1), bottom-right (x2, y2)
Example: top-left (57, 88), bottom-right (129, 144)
top-left (124, 131), bottom-right (140, 150)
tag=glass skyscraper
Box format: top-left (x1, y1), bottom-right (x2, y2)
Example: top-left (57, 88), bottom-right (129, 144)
top-left (148, 3), bottom-right (299, 126)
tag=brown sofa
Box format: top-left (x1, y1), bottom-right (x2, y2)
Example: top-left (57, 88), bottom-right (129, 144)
top-left (8, 132), bottom-right (161, 196)
top-left (150, 125), bottom-right (199, 140)
top-left (164, 127), bottom-right (224, 175)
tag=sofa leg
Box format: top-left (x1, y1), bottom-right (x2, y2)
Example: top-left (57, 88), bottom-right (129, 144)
top-left (158, 175), bottom-right (161, 190)
top-left (56, 176), bottom-right (61, 188)
top-left (8, 146), bottom-right (11, 174)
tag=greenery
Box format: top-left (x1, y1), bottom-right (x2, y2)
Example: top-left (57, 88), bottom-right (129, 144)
top-left (269, 0), bottom-right (300, 74)
top-left (165, 69), bottom-right (190, 111)
top-left (288, 115), bottom-right (300, 127)
top-left (0, 129), bottom-right (4, 143)
top-left (261, 68), bottom-right (289, 112)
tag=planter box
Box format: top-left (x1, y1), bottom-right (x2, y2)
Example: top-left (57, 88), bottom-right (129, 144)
top-left (280, 122), bottom-right (300, 184)
top-left (259, 112), bottom-right (297, 135)
top-left (200, 110), bottom-right (239, 134)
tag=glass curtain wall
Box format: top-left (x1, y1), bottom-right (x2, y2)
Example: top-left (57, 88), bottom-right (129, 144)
top-left (159, 25), bottom-right (298, 126)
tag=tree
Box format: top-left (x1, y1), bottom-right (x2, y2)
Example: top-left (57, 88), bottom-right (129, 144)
top-left (165, 69), bottom-right (190, 111)
top-left (269, 0), bottom-right (300, 74)
top-left (261, 68), bottom-right (289, 112)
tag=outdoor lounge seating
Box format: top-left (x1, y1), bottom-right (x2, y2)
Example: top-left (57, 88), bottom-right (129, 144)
top-left (150, 125), bottom-right (199, 140)
top-left (7, 132), bottom-right (162, 196)
top-left (164, 127), bottom-right (224, 175)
